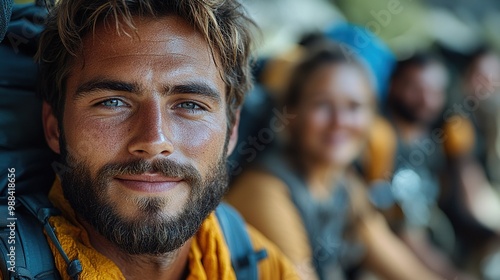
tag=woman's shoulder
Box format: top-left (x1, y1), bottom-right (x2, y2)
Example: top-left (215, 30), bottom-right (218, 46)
top-left (225, 167), bottom-right (313, 269)
top-left (227, 167), bottom-right (291, 203)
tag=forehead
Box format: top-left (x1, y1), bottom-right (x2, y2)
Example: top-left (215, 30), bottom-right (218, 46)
top-left (399, 63), bottom-right (447, 88)
top-left (305, 63), bottom-right (372, 98)
top-left (84, 16), bottom-right (203, 53)
top-left (69, 15), bottom-right (224, 94)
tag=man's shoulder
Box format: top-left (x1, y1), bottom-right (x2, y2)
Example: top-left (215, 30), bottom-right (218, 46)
top-left (245, 224), bottom-right (299, 280)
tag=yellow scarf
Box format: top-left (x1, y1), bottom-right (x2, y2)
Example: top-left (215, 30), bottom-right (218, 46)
top-left (46, 178), bottom-right (236, 280)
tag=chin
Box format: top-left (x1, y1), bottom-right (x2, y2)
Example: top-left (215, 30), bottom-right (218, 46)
top-left (111, 195), bottom-right (184, 221)
top-left (321, 147), bottom-right (359, 165)
top-left (314, 153), bottom-right (351, 167)
top-left (327, 158), bottom-right (352, 168)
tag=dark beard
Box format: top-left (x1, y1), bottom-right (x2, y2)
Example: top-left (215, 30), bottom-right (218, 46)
top-left (58, 143), bottom-right (229, 256)
top-left (388, 95), bottom-right (420, 124)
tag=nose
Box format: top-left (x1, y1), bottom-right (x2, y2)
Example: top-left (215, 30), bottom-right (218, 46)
top-left (127, 102), bottom-right (174, 158)
top-left (328, 107), bottom-right (349, 128)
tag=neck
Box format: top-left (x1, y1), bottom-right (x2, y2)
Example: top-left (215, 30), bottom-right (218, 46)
top-left (308, 163), bottom-right (343, 185)
top-left (81, 220), bottom-right (191, 280)
top-left (295, 153), bottom-right (346, 200)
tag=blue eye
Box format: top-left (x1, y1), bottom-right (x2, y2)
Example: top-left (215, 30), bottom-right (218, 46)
top-left (178, 102), bottom-right (200, 110)
top-left (100, 99), bottom-right (126, 107)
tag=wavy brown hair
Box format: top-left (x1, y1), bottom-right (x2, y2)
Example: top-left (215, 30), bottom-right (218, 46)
top-left (37, 0), bottom-right (255, 126)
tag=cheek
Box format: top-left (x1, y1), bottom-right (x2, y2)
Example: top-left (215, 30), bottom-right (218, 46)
top-left (63, 113), bottom-right (125, 167)
top-left (303, 109), bottom-right (330, 134)
top-left (433, 95), bottom-right (446, 110)
top-left (401, 91), bottom-right (417, 105)
top-left (339, 111), bottom-right (373, 159)
top-left (172, 116), bottom-right (227, 166)
top-left (299, 111), bottom-right (325, 148)
top-left (350, 110), bottom-right (374, 137)
top-left (311, 110), bottom-right (330, 126)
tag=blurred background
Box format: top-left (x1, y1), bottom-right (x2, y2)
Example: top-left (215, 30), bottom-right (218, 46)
top-left (240, 0), bottom-right (500, 58)
top-left (225, 1), bottom-right (500, 279)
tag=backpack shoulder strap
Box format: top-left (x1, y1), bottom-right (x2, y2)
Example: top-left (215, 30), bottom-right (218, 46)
top-left (215, 203), bottom-right (268, 280)
top-left (1, 193), bottom-right (60, 279)
top-left (0, 193), bottom-right (82, 280)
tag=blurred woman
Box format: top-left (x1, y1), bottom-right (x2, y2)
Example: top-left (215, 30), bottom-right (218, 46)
top-left (226, 45), bottom-right (443, 280)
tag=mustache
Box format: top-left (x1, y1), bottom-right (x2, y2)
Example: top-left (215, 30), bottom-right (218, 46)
top-left (96, 158), bottom-right (202, 185)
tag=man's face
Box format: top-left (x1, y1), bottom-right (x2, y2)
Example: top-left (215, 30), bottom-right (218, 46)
top-left (466, 53), bottom-right (500, 99)
top-left (44, 16), bottom-right (237, 254)
top-left (390, 63), bottom-right (448, 124)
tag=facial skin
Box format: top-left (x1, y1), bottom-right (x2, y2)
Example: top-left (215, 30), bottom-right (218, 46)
top-left (292, 63), bottom-right (375, 168)
top-left (43, 16), bottom-right (239, 256)
top-left (465, 52), bottom-right (500, 98)
top-left (390, 63), bottom-right (448, 125)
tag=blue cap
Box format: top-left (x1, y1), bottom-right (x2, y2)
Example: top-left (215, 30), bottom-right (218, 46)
top-left (325, 22), bottom-right (396, 102)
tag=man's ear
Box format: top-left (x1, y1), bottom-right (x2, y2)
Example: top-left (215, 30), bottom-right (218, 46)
top-left (42, 102), bottom-right (61, 154)
top-left (227, 110), bottom-right (240, 156)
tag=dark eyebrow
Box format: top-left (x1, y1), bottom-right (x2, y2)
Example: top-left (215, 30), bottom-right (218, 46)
top-left (167, 82), bottom-right (222, 103)
top-left (74, 79), bottom-right (222, 103)
top-left (74, 79), bottom-right (140, 100)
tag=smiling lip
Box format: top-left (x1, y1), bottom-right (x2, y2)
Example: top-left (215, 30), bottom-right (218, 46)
top-left (325, 132), bottom-right (350, 145)
top-left (114, 173), bottom-right (183, 193)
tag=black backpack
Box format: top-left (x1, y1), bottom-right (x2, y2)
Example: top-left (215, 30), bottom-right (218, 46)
top-left (0, 3), bottom-right (266, 279)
